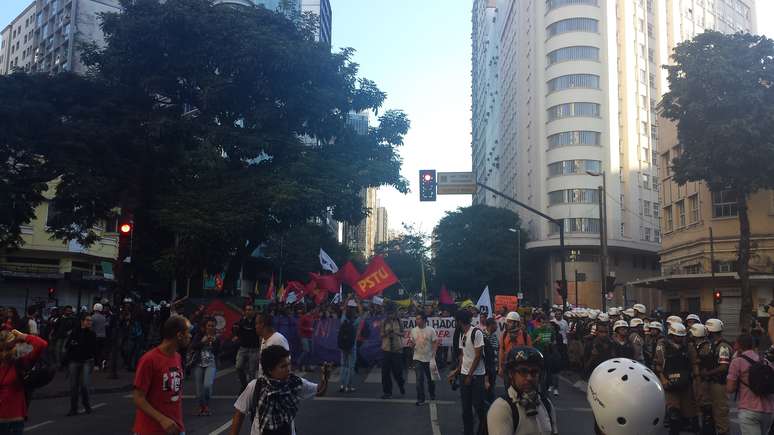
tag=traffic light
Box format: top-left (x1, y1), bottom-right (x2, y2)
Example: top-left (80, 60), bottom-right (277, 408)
top-left (555, 280), bottom-right (567, 298)
top-left (714, 290), bottom-right (722, 304)
top-left (119, 222), bottom-right (133, 235)
top-left (47, 287), bottom-right (56, 300)
top-left (419, 169), bottom-right (437, 202)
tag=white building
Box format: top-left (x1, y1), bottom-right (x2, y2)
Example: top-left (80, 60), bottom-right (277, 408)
top-left (471, 0), bottom-right (756, 308)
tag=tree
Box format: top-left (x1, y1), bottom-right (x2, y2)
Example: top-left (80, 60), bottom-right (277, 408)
top-left (262, 222), bottom-right (351, 283)
top-left (661, 31), bottom-right (774, 328)
top-left (432, 205), bottom-right (526, 298)
top-left (0, 0), bottom-right (409, 295)
top-left (374, 224), bottom-right (430, 298)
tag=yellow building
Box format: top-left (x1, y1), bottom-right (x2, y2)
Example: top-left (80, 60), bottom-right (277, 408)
top-left (0, 185), bottom-right (119, 312)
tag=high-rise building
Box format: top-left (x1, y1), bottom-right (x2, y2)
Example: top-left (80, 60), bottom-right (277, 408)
top-left (301, 0), bottom-right (331, 45)
top-left (375, 206), bottom-right (390, 246)
top-left (343, 188), bottom-right (378, 259)
top-left (0, 0), bottom-right (120, 76)
top-left (471, 0), bottom-right (756, 308)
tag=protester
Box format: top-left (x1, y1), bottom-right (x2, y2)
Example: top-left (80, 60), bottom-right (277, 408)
top-left (297, 306), bottom-right (316, 372)
top-left (52, 305), bottom-right (77, 367)
top-left (448, 310), bottom-right (486, 435)
top-left (234, 304), bottom-right (261, 389)
top-left (499, 311), bottom-right (531, 389)
top-left (482, 317), bottom-right (499, 402)
top-left (410, 312), bottom-right (438, 405)
top-left (0, 329), bottom-right (48, 433)
top-left (727, 333), bottom-right (774, 435)
top-left (486, 347), bottom-right (557, 435)
top-left (190, 317), bottom-right (221, 416)
top-left (701, 318), bottom-right (732, 435)
top-left (91, 303), bottom-right (108, 370)
top-left (256, 312), bottom-right (290, 376)
top-left (338, 298), bottom-right (361, 393)
top-left (23, 307), bottom-right (39, 336)
top-left (66, 314), bottom-right (97, 416)
top-left (132, 315), bottom-right (191, 435)
top-left (229, 345), bottom-right (330, 435)
top-left (380, 304), bottom-right (405, 399)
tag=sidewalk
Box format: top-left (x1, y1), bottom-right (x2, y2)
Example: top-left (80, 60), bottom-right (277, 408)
top-left (33, 367), bottom-right (135, 400)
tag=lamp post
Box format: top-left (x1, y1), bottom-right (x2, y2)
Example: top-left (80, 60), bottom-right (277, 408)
top-left (587, 170), bottom-right (608, 311)
top-left (508, 228), bottom-right (522, 296)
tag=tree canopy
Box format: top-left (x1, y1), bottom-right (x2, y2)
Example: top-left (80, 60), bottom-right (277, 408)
top-left (374, 224), bottom-right (430, 298)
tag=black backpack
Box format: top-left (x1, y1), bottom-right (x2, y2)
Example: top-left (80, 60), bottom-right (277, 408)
top-left (739, 354), bottom-right (774, 396)
top-left (338, 319), bottom-right (356, 351)
top-left (662, 343), bottom-right (692, 391)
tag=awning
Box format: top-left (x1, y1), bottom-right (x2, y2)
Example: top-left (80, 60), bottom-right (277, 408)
top-left (627, 272), bottom-right (774, 290)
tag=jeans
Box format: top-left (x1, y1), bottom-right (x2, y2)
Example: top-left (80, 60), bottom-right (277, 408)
top-left (235, 347), bottom-right (259, 389)
top-left (0, 421), bottom-right (24, 435)
top-left (485, 365), bottom-right (497, 404)
top-left (298, 338), bottom-right (313, 369)
top-left (381, 351), bottom-right (405, 395)
top-left (414, 361), bottom-right (435, 402)
top-left (68, 360), bottom-right (93, 412)
top-left (54, 338), bottom-right (67, 367)
top-left (460, 374), bottom-right (486, 435)
top-left (739, 409), bottom-right (774, 435)
top-left (340, 347), bottom-right (356, 388)
top-left (193, 365), bottom-right (217, 407)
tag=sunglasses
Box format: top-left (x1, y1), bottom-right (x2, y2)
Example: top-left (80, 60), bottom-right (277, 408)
top-left (512, 367), bottom-right (541, 377)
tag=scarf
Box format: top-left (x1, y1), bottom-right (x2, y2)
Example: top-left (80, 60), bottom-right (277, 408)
top-left (256, 374), bottom-right (304, 432)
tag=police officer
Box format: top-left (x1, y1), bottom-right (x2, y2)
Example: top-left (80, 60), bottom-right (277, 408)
top-left (628, 318), bottom-right (645, 363)
top-left (686, 314), bottom-right (701, 329)
top-left (702, 319), bottom-right (732, 435)
top-left (486, 347), bottom-right (557, 435)
top-left (645, 321), bottom-right (663, 368)
top-left (586, 316), bottom-right (613, 377)
top-left (654, 321), bottom-right (701, 435)
top-left (691, 323), bottom-right (714, 434)
top-left (633, 303), bottom-right (648, 320)
top-left (611, 320), bottom-right (634, 359)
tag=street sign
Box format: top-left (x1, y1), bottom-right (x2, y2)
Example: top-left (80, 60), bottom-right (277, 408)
top-left (437, 172), bottom-right (476, 195)
top-left (517, 292), bottom-right (524, 300)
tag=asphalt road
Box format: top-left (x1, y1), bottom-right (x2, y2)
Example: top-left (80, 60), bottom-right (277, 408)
top-left (21, 365), bottom-right (742, 435)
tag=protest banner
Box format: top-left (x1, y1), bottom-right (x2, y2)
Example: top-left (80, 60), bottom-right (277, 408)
top-left (204, 299), bottom-right (241, 339)
top-left (494, 295), bottom-right (519, 312)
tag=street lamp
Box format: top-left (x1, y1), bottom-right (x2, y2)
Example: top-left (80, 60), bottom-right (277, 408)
top-left (587, 170), bottom-right (608, 311)
top-left (508, 228), bottom-right (521, 297)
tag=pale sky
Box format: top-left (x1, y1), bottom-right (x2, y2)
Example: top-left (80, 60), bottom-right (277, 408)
top-left (2, 0), bottom-right (773, 236)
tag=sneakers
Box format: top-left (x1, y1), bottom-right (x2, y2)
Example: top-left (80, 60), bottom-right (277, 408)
top-left (346, 386), bottom-right (356, 393)
top-left (339, 385), bottom-right (346, 393)
top-left (415, 400), bottom-right (426, 406)
top-left (553, 389), bottom-right (559, 397)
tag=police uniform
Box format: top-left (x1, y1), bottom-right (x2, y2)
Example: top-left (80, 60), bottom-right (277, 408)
top-left (694, 336), bottom-right (714, 430)
top-left (701, 337), bottom-right (732, 434)
top-left (586, 334), bottom-right (613, 377)
top-left (628, 330), bottom-right (645, 363)
top-left (653, 337), bottom-right (700, 434)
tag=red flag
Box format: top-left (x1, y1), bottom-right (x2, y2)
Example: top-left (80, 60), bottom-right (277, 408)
top-left (287, 281), bottom-right (306, 298)
top-left (265, 275), bottom-right (275, 300)
top-left (203, 299), bottom-right (241, 340)
top-left (304, 278), bottom-right (327, 305)
top-left (353, 255), bottom-right (399, 299)
top-left (439, 284), bottom-right (454, 305)
top-left (315, 274), bottom-right (341, 294)
top-left (337, 261), bottom-right (361, 288)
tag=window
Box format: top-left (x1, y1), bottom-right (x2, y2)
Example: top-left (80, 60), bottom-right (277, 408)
top-left (643, 227), bottom-right (652, 241)
top-left (550, 218), bottom-right (601, 234)
top-left (640, 69), bottom-right (647, 83)
top-left (546, 18), bottom-right (599, 38)
top-left (548, 189), bottom-right (599, 205)
top-left (640, 121), bottom-right (648, 135)
top-left (712, 190), bottom-right (738, 218)
top-left (665, 205), bottom-right (673, 231)
top-left (546, 46), bottom-right (599, 65)
top-left (676, 200), bottom-right (686, 228)
top-left (644, 200), bottom-right (652, 216)
top-left (547, 131), bottom-right (601, 148)
top-left (546, 102), bottom-right (600, 121)
top-left (653, 202), bottom-right (660, 218)
top-left (546, 0), bottom-right (599, 10)
top-left (642, 173), bottom-right (650, 189)
top-left (654, 229), bottom-right (661, 242)
top-left (45, 202), bottom-right (59, 227)
top-left (652, 177), bottom-right (659, 191)
top-left (689, 195), bottom-right (699, 223)
top-left (547, 74), bottom-right (600, 93)
top-left (547, 160), bottom-right (602, 177)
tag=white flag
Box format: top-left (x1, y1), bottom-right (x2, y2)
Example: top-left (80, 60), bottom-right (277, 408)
top-left (477, 286), bottom-right (493, 318)
top-left (319, 248), bottom-right (339, 273)
top-left (285, 291), bottom-right (298, 304)
top-left (331, 292), bottom-right (342, 304)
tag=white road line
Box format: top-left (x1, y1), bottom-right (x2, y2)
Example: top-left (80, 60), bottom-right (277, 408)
top-left (91, 402), bottom-right (107, 410)
top-left (429, 402), bottom-right (442, 435)
top-left (215, 366), bottom-right (236, 379)
top-left (313, 396), bottom-right (455, 405)
top-left (24, 420), bottom-right (53, 432)
top-left (208, 420), bottom-right (232, 435)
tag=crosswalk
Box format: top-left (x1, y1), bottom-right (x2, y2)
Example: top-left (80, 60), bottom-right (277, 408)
top-left (313, 366), bottom-right (430, 385)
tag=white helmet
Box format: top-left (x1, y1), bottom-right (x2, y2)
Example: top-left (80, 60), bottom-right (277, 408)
top-left (666, 315), bottom-right (683, 325)
top-left (686, 314), bottom-right (701, 323)
top-left (598, 313), bottom-right (610, 323)
top-left (633, 304), bottom-right (647, 314)
top-left (668, 322), bottom-right (687, 337)
top-left (705, 318), bottom-right (723, 333)
top-left (608, 307), bottom-right (620, 316)
top-left (613, 320), bottom-right (629, 332)
top-left (564, 311), bottom-right (574, 319)
top-left (648, 321), bottom-right (663, 332)
top-left (589, 310), bottom-right (600, 320)
top-left (630, 318), bottom-right (644, 328)
top-left (643, 323), bottom-right (650, 333)
top-left (587, 358), bottom-right (666, 435)
top-left (690, 324), bottom-right (707, 338)
top-left (623, 308), bottom-right (635, 318)
top-left (506, 311), bottom-right (521, 322)
top-left (93, 303), bottom-right (103, 312)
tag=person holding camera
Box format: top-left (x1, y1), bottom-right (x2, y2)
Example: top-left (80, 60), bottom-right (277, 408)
top-left (448, 310), bottom-right (487, 435)
top-left (486, 347), bottom-right (557, 435)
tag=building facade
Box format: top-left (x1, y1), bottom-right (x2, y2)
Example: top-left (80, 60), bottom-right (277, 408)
top-left (375, 206), bottom-right (390, 246)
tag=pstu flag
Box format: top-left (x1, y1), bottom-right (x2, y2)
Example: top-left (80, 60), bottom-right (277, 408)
top-left (319, 248), bottom-right (339, 273)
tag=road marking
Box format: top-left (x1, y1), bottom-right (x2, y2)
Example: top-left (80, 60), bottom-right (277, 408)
top-left (208, 420), bottom-right (232, 435)
top-left (24, 420), bottom-right (53, 432)
top-left (429, 402), bottom-right (442, 435)
top-left (91, 402), bottom-right (107, 410)
top-left (313, 396), bottom-right (454, 405)
top-left (215, 366), bottom-right (236, 379)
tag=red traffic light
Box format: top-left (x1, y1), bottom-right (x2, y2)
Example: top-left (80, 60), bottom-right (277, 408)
top-left (713, 290), bottom-right (722, 301)
top-left (47, 287), bottom-right (56, 299)
top-left (119, 223), bottom-right (132, 234)
top-left (423, 173), bottom-right (433, 182)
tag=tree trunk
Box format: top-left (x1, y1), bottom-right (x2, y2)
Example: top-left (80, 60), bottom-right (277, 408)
top-left (737, 190), bottom-right (752, 331)
top-left (223, 240), bottom-right (260, 295)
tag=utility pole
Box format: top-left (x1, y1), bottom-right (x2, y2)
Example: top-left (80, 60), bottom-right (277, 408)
top-left (710, 227), bottom-right (717, 317)
top-left (588, 171), bottom-right (608, 311)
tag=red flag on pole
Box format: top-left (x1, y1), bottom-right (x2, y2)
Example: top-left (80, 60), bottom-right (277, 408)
top-left (353, 255), bottom-right (399, 299)
top-left (313, 273), bottom-right (341, 293)
top-left (337, 261), bottom-right (361, 288)
top-left (286, 281), bottom-right (306, 298)
top-left (265, 275), bottom-right (275, 300)
top-left (439, 284), bottom-right (454, 305)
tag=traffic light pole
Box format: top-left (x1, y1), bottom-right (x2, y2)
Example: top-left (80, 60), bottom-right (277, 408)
top-left (476, 183), bottom-right (568, 311)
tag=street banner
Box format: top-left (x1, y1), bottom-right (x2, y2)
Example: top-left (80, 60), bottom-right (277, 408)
top-left (353, 255), bottom-right (399, 299)
top-left (399, 316), bottom-right (456, 347)
top-left (477, 286), bottom-right (493, 318)
top-left (495, 295), bottom-right (519, 312)
top-left (319, 248), bottom-right (339, 273)
top-left (204, 299), bottom-right (241, 340)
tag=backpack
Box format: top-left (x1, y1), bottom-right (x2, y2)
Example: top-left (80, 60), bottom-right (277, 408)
top-left (484, 392), bottom-right (554, 435)
top-left (662, 342), bottom-right (692, 391)
top-left (739, 354), bottom-right (774, 396)
top-left (338, 319), bottom-right (356, 351)
top-left (249, 381), bottom-right (292, 435)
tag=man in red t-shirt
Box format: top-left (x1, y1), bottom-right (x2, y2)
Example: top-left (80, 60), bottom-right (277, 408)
top-left (132, 315), bottom-right (192, 435)
top-left (297, 306), bottom-right (317, 372)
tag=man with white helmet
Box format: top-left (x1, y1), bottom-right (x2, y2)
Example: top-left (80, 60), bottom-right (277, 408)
top-left (585, 315), bottom-right (614, 378)
top-left (633, 303), bottom-right (647, 319)
top-left (628, 318), bottom-right (645, 363)
top-left (667, 315), bottom-right (683, 325)
top-left (607, 307), bottom-right (620, 324)
top-left (686, 314), bottom-right (701, 328)
top-left (644, 321), bottom-right (663, 368)
top-left (690, 323), bottom-right (714, 433)
top-left (611, 320), bottom-right (634, 359)
top-left (654, 321), bottom-right (701, 435)
top-left (587, 358), bottom-right (666, 435)
top-left (699, 319), bottom-right (732, 435)
top-left (499, 312), bottom-right (532, 389)
top-left (623, 308), bottom-right (635, 321)
top-left (92, 303), bottom-right (108, 370)
top-left (486, 347), bottom-right (557, 435)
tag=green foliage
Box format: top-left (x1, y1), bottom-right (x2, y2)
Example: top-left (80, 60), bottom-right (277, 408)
top-left (262, 222), bottom-right (351, 283)
top-left (374, 224), bottom-right (430, 296)
top-left (432, 205), bottom-right (526, 298)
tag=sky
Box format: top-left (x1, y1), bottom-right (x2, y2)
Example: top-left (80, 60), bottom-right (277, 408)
top-left (2, 0), bottom-right (773, 236)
